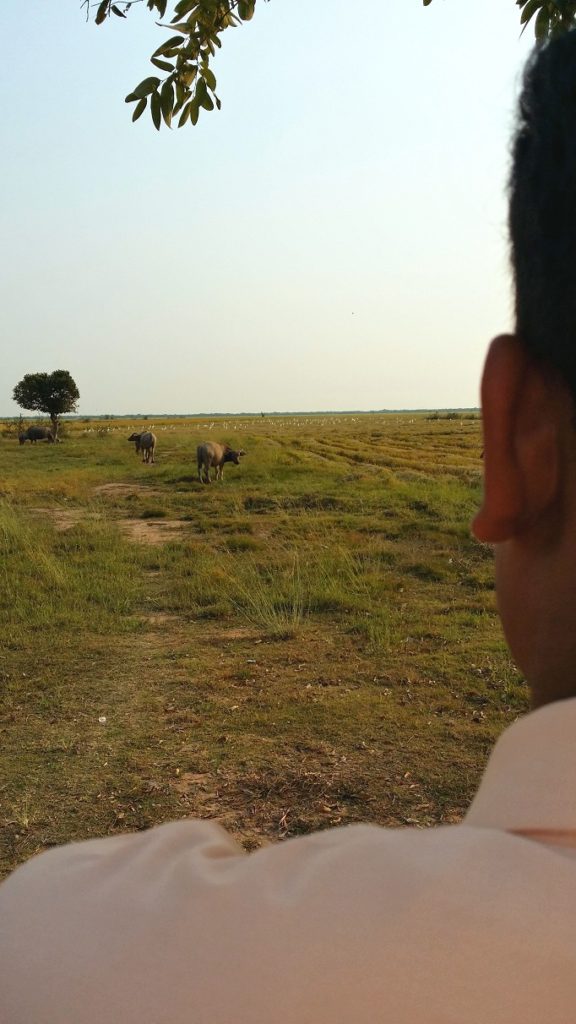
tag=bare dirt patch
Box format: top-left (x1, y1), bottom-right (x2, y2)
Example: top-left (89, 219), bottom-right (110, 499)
top-left (28, 507), bottom-right (94, 531)
top-left (140, 612), bottom-right (182, 626)
top-left (169, 771), bottom-right (263, 843)
top-left (93, 483), bottom-right (161, 498)
top-left (120, 519), bottom-right (189, 545)
top-left (218, 627), bottom-right (261, 641)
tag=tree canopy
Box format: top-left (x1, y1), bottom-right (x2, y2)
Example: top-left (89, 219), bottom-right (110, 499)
top-left (13, 371), bottom-right (80, 439)
top-left (88, 1), bottom-right (576, 130)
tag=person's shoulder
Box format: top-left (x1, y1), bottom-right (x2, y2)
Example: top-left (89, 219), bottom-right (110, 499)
top-left (0, 817), bottom-right (484, 926)
top-left (0, 818), bottom-right (240, 905)
top-left (0, 818), bottom-right (503, 967)
top-left (0, 816), bottom-right (514, 901)
top-left (1, 820), bottom-right (572, 1024)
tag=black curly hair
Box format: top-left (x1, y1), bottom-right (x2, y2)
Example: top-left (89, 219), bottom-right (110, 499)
top-left (510, 31), bottom-right (576, 396)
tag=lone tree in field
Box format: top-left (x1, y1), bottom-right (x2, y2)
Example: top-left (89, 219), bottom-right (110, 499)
top-left (12, 371), bottom-right (80, 441)
top-left (86, 0), bottom-right (576, 131)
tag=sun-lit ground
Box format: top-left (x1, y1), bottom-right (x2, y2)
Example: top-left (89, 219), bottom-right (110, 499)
top-left (0, 413), bottom-right (526, 878)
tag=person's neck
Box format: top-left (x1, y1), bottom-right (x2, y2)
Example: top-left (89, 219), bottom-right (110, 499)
top-left (530, 681), bottom-right (576, 710)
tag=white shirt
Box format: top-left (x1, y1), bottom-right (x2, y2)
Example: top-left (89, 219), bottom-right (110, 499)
top-left (2, 699), bottom-right (576, 1023)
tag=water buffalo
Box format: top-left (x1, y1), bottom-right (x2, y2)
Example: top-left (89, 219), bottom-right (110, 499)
top-left (18, 427), bottom-right (54, 445)
top-left (197, 442), bottom-right (246, 483)
top-left (128, 431), bottom-right (156, 463)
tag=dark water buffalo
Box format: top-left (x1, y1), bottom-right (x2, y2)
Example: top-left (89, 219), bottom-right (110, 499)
top-left (197, 442), bottom-right (246, 483)
top-left (128, 431), bottom-right (156, 464)
top-left (19, 427), bottom-right (54, 445)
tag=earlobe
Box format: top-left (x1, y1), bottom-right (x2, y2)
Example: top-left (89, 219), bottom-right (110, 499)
top-left (472, 334), bottom-right (561, 544)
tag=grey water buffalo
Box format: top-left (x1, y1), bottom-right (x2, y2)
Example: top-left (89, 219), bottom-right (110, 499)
top-left (128, 431), bottom-right (156, 464)
top-left (19, 427), bottom-right (54, 445)
top-left (197, 442), bottom-right (246, 483)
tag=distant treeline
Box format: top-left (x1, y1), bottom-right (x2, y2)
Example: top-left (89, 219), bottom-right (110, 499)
top-left (0, 408), bottom-right (480, 422)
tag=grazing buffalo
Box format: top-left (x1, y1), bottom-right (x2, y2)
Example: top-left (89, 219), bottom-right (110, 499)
top-left (197, 442), bottom-right (246, 483)
top-left (128, 431), bottom-right (156, 464)
top-left (19, 427), bottom-right (54, 445)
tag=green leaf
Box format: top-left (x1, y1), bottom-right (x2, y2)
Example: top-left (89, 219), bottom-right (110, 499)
top-left (180, 65), bottom-right (198, 87)
top-left (202, 65), bottom-right (216, 91)
top-left (151, 90), bottom-right (162, 130)
top-left (520, 0), bottom-right (542, 24)
top-left (238, 1), bottom-right (255, 20)
top-left (195, 76), bottom-right (208, 104)
top-left (535, 5), bottom-right (550, 38)
top-left (132, 97), bottom-right (148, 122)
top-left (189, 97), bottom-right (200, 125)
top-left (152, 35), bottom-right (185, 57)
top-left (111, 5), bottom-right (127, 16)
top-left (423, 0), bottom-right (433, 6)
top-left (178, 101), bottom-right (192, 126)
top-left (133, 76), bottom-right (161, 98)
top-left (221, 11), bottom-right (239, 28)
top-left (173, 0), bottom-right (197, 16)
top-left (125, 92), bottom-right (138, 103)
top-left (95, 0), bottom-right (109, 25)
top-left (160, 79), bottom-right (175, 126)
top-left (151, 57), bottom-right (175, 72)
top-left (175, 80), bottom-right (187, 109)
top-left (200, 90), bottom-right (214, 111)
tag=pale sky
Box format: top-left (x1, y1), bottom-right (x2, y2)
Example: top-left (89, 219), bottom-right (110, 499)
top-left (0, 1), bottom-right (533, 415)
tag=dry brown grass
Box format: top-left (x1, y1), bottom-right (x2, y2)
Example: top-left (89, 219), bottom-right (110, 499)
top-left (0, 412), bottom-right (525, 878)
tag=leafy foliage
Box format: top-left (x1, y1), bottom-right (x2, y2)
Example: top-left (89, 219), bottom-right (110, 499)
top-left (87, 1), bottom-right (576, 130)
top-left (13, 371), bottom-right (80, 438)
top-left (515, 0), bottom-right (576, 41)
top-left (426, 1), bottom-right (576, 41)
top-left (86, 0), bottom-right (267, 130)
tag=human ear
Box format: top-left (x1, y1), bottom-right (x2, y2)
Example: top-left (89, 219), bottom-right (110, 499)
top-left (472, 334), bottom-right (560, 543)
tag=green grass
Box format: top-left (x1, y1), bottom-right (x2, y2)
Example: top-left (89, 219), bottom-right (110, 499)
top-left (0, 505), bottom-right (142, 638)
top-left (0, 412), bottom-right (525, 876)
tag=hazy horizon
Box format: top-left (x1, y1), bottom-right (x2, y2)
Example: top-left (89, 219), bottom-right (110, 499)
top-left (3, 406), bottom-right (480, 421)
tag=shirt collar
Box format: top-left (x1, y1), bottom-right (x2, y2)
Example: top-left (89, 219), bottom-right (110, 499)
top-left (465, 697), bottom-right (576, 832)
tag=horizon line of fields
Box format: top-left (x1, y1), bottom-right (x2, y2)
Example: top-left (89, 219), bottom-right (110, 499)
top-left (0, 408), bottom-right (481, 421)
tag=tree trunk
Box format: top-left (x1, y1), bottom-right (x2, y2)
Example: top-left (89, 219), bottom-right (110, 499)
top-left (50, 415), bottom-right (59, 442)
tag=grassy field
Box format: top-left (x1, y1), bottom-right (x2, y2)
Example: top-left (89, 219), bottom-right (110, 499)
top-left (0, 413), bottom-right (526, 879)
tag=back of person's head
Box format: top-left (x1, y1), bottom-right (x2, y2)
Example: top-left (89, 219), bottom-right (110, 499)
top-left (474, 30), bottom-right (576, 706)
top-left (510, 30), bottom-right (576, 399)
